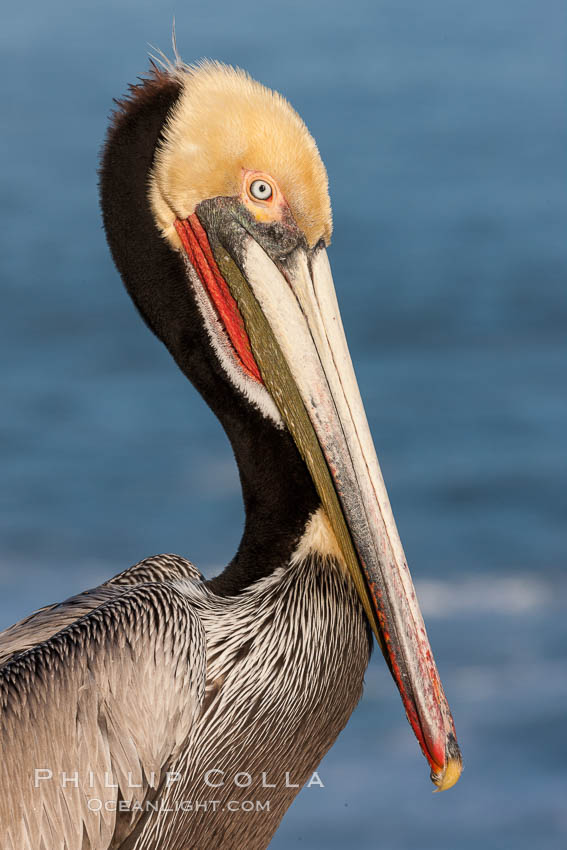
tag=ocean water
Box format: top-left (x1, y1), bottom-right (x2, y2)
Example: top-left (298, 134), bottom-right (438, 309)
top-left (1, 1), bottom-right (566, 847)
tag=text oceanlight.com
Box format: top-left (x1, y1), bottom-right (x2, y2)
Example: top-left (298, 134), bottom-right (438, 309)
top-left (88, 798), bottom-right (272, 814)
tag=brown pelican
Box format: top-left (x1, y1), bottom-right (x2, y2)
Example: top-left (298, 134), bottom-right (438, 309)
top-left (0, 59), bottom-right (461, 849)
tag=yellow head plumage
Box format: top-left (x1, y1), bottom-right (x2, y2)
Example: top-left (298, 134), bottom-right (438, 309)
top-left (150, 61), bottom-right (332, 250)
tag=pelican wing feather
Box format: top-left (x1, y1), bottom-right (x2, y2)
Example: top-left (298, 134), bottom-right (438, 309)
top-left (0, 560), bottom-right (206, 850)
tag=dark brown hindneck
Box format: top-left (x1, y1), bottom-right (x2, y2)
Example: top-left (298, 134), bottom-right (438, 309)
top-left (99, 69), bottom-right (320, 595)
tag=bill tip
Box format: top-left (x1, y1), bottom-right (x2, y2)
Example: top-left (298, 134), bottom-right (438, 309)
top-left (431, 754), bottom-right (462, 792)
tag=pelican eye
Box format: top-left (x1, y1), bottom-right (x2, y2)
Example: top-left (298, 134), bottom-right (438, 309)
top-left (249, 179), bottom-right (273, 201)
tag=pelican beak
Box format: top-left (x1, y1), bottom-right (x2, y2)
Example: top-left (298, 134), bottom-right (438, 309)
top-left (175, 202), bottom-right (462, 791)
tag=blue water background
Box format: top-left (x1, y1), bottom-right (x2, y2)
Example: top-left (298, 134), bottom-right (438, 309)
top-left (1, 1), bottom-right (566, 847)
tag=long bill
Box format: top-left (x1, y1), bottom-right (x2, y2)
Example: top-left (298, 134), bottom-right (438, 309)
top-left (176, 211), bottom-right (462, 791)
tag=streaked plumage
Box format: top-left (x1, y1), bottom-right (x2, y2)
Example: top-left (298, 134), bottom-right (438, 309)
top-left (1, 550), bottom-right (368, 848)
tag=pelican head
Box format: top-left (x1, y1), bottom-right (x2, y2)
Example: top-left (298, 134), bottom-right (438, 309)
top-left (101, 60), bottom-right (461, 790)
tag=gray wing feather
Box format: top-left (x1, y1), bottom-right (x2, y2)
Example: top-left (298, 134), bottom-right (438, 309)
top-left (0, 577), bottom-right (206, 850)
top-left (0, 554), bottom-right (203, 666)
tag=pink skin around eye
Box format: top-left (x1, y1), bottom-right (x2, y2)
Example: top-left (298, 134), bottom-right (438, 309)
top-left (240, 169), bottom-right (289, 223)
